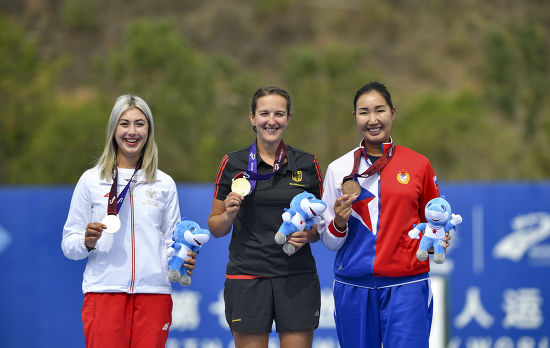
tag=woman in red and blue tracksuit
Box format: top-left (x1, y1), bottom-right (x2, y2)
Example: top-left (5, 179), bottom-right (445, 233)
top-left (318, 82), bottom-right (445, 348)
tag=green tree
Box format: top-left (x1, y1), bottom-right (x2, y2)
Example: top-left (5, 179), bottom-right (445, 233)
top-left (10, 101), bottom-right (107, 183)
top-left (95, 19), bottom-right (259, 181)
top-left (484, 21), bottom-right (550, 140)
top-left (0, 15), bottom-right (62, 183)
top-left (282, 45), bottom-right (380, 172)
top-left (393, 92), bottom-right (527, 180)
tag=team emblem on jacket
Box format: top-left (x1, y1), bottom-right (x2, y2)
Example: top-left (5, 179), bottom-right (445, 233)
top-left (292, 171), bottom-right (303, 182)
top-left (143, 188), bottom-right (159, 207)
top-left (146, 188), bottom-right (156, 199)
top-left (396, 169), bottom-right (410, 184)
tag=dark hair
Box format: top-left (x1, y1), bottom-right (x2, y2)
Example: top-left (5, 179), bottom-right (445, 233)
top-left (353, 82), bottom-right (394, 111)
top-left (250, 86), bottom-right (292, 116)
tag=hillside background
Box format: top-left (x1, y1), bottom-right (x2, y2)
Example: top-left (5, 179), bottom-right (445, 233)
top-left (1, 0), bottom-right (549, 184)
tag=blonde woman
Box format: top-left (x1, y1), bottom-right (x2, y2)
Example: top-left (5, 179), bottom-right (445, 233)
top-left (62, 94), bottom-right (196, 348)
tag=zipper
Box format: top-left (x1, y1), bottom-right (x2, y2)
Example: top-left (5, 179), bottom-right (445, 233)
top-left (376, 173), bottom-right (381, 236)
top-left (130, 185), bottom-right (136, 293)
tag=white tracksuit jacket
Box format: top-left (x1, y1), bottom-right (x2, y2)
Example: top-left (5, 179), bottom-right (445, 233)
top-left (61, 166), bottom-right (180, 294)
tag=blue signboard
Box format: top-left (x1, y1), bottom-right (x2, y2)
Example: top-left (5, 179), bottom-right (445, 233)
top-left (441, 184), bottom-right (550, 348)
top-left (0, 182), bottom-right (548, 348)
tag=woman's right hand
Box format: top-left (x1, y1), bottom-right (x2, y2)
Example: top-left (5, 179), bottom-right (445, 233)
top-left (208, 193), bottom-right (244, 238)
top-left (333, 194), bottom-right (358, 230)
top-left (85, 222), bottom-right (105, 249)
top-left (224, 192), bottom-right (244, 220)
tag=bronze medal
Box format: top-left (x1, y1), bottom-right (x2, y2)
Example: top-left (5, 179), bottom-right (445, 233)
top-left (341, 180), bottom-right (361, 199)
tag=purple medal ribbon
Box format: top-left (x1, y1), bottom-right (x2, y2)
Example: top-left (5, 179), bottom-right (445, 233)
top-left (233, 140), bottom-right (287, 193)
top-left (107, 158), bottom-right (142, 215)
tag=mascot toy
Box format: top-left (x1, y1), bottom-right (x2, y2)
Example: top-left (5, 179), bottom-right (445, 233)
top-left (275, 191), bottom-right (327, 255)
top-left (168, 219), bottom-right (210, 286)
top-left (408, 197), bottom-right (462, 264)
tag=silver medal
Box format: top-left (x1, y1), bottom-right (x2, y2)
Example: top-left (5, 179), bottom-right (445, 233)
top-left (101, 214), bottom-right (121, 234)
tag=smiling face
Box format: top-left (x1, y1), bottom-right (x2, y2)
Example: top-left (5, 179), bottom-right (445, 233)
top-left (354, 90), bottom-right (396, 155)
top-left (249, 94), bottom-right (291, 147)
top-left (115, 107), bottom-right (149, 168)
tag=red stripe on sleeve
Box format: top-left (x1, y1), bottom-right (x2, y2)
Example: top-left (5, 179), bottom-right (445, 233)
top-left (313, 156), bottom-right (323, 196)
top-left (328, 220), bottom-right (347, 237)
top-left (213, 155), bottom-right (229, 199)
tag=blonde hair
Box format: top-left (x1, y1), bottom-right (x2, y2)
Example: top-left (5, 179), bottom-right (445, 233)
top-left (96, 94), bottom-right (158, 182)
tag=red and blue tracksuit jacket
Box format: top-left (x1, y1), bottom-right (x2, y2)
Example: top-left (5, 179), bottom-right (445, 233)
top-left (319, 141), bottom-right (440, 288)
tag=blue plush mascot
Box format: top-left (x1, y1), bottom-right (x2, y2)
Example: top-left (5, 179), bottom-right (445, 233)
top-left (408, 197), bottom-right (462, 264)
top-left (168, 219), bottom-right (210, 286)
top-left (274, 191), bottom-right (327, 255)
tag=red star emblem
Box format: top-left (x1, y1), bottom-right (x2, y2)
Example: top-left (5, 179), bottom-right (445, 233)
top-left (351, 186), bottom-right (376, 233)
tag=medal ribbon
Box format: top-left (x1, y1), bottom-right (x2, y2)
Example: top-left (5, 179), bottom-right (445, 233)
top-left (107, 158), bottom-right (143, 216)
top-left (233, 140), bottom-right (287, 193)
top-left (342, 141), bottom-right (395, 183)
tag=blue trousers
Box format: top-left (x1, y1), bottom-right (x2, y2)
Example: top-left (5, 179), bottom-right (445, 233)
top-left (333, 279), bottom-right (433, 348)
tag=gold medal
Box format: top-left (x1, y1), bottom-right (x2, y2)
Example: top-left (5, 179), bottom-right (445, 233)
top-left (231, 177), bottom-right (251, 196)
top-left (341, 180), bottom-right (361, 201)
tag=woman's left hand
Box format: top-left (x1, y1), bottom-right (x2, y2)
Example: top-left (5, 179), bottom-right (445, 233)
top-left (442, 232), bottom-right (452, 251)
top-left (285, 228), bottom-right (319, 254)
top-left (285, 231), bottom-right (308, 253)
top-left (184, 251), bottom-right (197, 276)
top-left (428, 233), bottom-right (452, 254)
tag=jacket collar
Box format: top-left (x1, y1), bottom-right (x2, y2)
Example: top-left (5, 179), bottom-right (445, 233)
top-left (359, 137), bottom-right (394, 156)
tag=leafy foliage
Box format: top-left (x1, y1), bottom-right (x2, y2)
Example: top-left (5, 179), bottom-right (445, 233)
top-left (60, 0), bottom-right (100, 32)
top-left (1, 2), bottom-right (549, 183)
top-left (484, 22), bottom-right (550, 137)
top-left (0, 15), bottom-right (62, 183)
top-left (94, 19), bottom-right (260, 181)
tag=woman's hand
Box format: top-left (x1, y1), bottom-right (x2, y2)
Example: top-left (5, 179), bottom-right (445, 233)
top-left (333, 194), bottom-right (358, 230)
top-left (285, 231), bottom-right (309, 253)
top-left (208, 193), bottom-right (244, 238)
top-left (428, 232), bottom-right (452, 254)
top-left (442, 232), bottom-right (452, 251)
top-left (184, 251), bottom-right (197, 276)
top-left (285, 226), bottom-right (320, 254)
top-left (85, 222), bottom-right (105, 250)
top-left (224, 192), bottom-right (244, 220)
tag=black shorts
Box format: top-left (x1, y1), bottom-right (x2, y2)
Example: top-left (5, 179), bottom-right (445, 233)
top-left (224, 272), bottom-right (321, 333)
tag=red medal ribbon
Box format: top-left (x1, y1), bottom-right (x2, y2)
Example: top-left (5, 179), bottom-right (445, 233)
top-left (342, 141), bottom-right (395, 183)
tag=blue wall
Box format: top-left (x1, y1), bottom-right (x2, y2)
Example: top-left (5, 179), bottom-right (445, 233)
top-left (0, 182), bottom-right (549, 348)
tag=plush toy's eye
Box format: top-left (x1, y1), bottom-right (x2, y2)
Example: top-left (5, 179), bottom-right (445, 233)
top-left (308, 197), bottom-right (313, 200)
top-left (191, 227), bottom-right (196, 232)
top-left (441, 205), bottom-right (446, 211)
